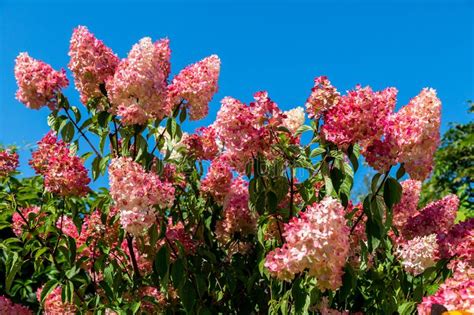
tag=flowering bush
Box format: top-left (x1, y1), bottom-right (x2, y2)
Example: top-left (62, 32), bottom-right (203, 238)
top-left (0, 25), bottom-right (472, 314)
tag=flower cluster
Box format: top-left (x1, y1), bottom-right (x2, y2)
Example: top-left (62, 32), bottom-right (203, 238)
top-left (30, 132), bottom-right (90, 196)
top-left (163, 218), bottom-right (198, 257)
top-left (68, 26), bottom-right (119, 106)
top-left (417, 267), bottom-right (474, 314)
top-left (401, 194), bottom-right (459, 240)
top-left (184, 126), bottom-right (220, 160)
top-left (363, 89), bottom-right (441, 179)
top-left (14, 52), bottom-right (69, 109)
top-left (0, 296), bottom-right (32, 315)
top-left (214, 91), bottom-right (285, 172)
top-left (0, 150), bottom-right (19, 177)
top-left (396, 234), bottom-right (438, 275)
top-left (436, 218), bottom-right (474, 266)
top-left (106, 37), bottom-right (171, 125)
top-left (215, 177), bottom-right (257, 256)
top-left (109, 157), bottom-right (175, 235)
top-left (305, 76), bottom-right (340, 119)
top-left (392, 180), bottom-right (422, 231)
top-left (200, 156), bottom-right (233, 204)
top-left (282, 107), bottom-right (305, 133)
top-left (320, 86), bottom-right (397, 148)
top-left (264, 197), bottom-right (350, 291)
top-left (56, 215), bottom-right (80, 239)
top-left (37, 286), bottom-right (77, 314)
top-left (168, 55), bottom-right (221, 120)
top-left (12, 206), bottom-right (44, 237)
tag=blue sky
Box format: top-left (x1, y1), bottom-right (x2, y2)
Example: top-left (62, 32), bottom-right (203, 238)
top-left (0, 0), bottom-right (472, 190)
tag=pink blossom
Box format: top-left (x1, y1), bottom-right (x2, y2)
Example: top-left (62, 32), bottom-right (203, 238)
top-left (200, 155), bottom-right (233, 205)
top-left (30, 132), bottom-right (90, 197)
top-left (392, 180), bottom-right (422, 231)
top-left (305, 76), bottom-right (340, 119)
top-left (215, 177), bottom-right (257, 256)
top-left (396, 234), bottom-right (438, 275)
top-left (109, 157), bottom-right (175, 235)
top-left (0, 295), bottom-right (32, 315)
top-left (138, 286), bottom-right (167, 313)
top-left (437, 218), bottom-right (474, 266)
top-left (0, 150), bottom-right (19, 177)
top-left (321, 86), bottom-right (397, 148)
top-left (388, 88), bottom-right (441, 180)
top-left (214, 91), bottom-right (283, 172)
top-left (168, 55), bottom-right (221, 120)
top-left (106, 37), bottom-right (171, 125)
top-left (37, 286), bottom-right (77, 315)
top-left (120, 238), bottom-right (153, 275)
top-left (418, 267), bottom-right (474, 314)
top-left (163, 218), bottom-right (198, 257)
top-left (184, 126), bottom-right (220, 160)
top-left (68, 25), bottom-right (119, 106)
top-left (401, 194), bottom-right (459, 240)
top-left (14, 52), bottom-right (69, 110)
top-left (56, 215), bottom-right (80, 239)
top-left (265, 197), bottom-right (350, 291)
top-left (12, 206), bottom-right (43, 237)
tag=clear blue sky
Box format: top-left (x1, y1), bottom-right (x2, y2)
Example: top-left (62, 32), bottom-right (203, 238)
top-left (0, 0), bottom-right (472, 190)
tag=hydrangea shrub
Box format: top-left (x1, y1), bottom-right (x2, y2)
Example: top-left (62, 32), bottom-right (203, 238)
top-left (0, 25), bottom-right (472, 314)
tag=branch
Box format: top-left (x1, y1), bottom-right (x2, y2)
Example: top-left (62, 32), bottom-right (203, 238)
top-left (64, 108), bottom-right (103, 159)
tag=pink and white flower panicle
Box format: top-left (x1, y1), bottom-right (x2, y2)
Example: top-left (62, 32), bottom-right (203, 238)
top-left (68, 25), bottom-right (119, 106)
top-left (0, 149), bottom-right (19, 177)
top-left (109, 157), bottom-right (175, 235)
top-left (29, 132), bottom-right (90, 197)
top-left (264, 197), bottom-right (350, 291)
top-left (14, 52), bottom-right (69, 110)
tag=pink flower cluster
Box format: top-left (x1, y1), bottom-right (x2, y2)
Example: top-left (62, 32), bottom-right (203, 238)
top-left (168, 55), bottom-right (221, 120)
top-left (12, 206), bottom-right (44, 237)
top-left (437, 218), bottom-right (474, 266)
top-left (0, 296), bottom-right (32, 315)
top-left (264, 197), bottom-right (350, 291)
top-left (106, 37), bottom-right (171, 125)
top-left (56, 215), bottom-right (80, 239)
top-left (138, 286), bottom-right (167, 313)
top-left (37, 286), bottom-right (77, 315)
top-left (163, 218), bottom-right (198, 257)
top-left (14, 52), bottom-right (69, 110)
top-left (363, 89), bottom-right (441, 179)
top-left (305, 76), bottom-right (340, 119)
top-left (320, 85), bottom-right (397, 148)
top-left (200, 156), bottom-right (233, 205)
top-left (184, 126), bottom-right (220, 160)
top-left (0, 150), bottom-right (19, 177)
top-left (109, 157), bottom-right (175, 235)
top-left (392, 180), bottom-right (422, 231)
top-left (418, 267), bottom-right (474, 314)
top-left (400, 194), bottom-right (459, 240)
top-left (214, 91), bottom-right (285, 172)
top-left (396, 234), bottom-right (438, 275)
top-left (215, 177), bottom-right (257, 256)
top-left (68, 26), bottom-right (119, 106)
top-left (30, 132), bottom-right (90, 196)
top-left (311, 75), bottom-right (441, 180)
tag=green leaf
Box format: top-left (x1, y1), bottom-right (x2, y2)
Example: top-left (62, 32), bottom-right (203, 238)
top-left (292, 278), bottom-right (310, 315)
top-left (154, 245), bottom-right (170, 279)
top-left (310, 147), bottom-right (326, 158)
top-left (40, 279), bottom-right (59, 303)
top-left (61, 121), bottom-right (75, 143)
top-left (6, 252), bottom-right (22, 292)
top-left (384, 177), bottom-right (402, 209)
top-left (179, 107), bottom-right (187, 123)
top-left (171, 258), bottom-right (185, 289)
top-left (179, 280), bottom-right (196, 313)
